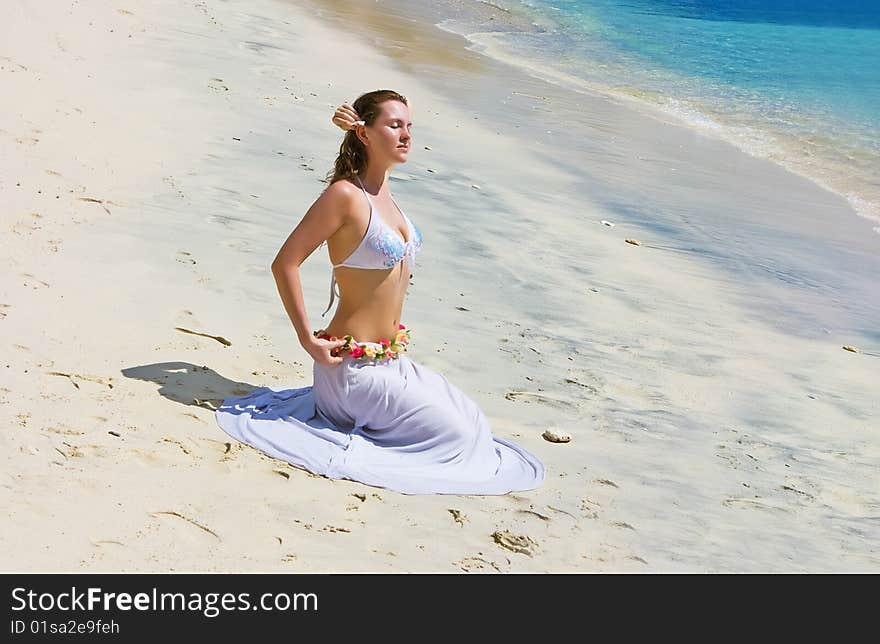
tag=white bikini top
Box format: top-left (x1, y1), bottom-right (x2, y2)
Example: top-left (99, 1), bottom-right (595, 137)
top-left (322, 176), bottom-right (423, 317)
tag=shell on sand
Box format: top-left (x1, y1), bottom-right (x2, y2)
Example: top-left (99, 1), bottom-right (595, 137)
top-left (542, 428), bottom-right (571, 443)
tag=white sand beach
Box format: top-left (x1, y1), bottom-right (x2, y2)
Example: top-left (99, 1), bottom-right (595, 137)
top-left (1, 0), bottom-right (877, 572)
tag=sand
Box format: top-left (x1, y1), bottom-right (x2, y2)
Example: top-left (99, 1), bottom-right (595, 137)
top-left (1, 0), bottom-right (877, 572)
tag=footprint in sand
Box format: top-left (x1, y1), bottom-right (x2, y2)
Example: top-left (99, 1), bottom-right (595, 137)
top-left (0, 55), bottom-right (28, 71)
top-left (580, 497), bottom-right (602, 519)
top-left (207, 77), bottom-right (229, 92)
top-left (780, 482), bottom-right (816, 502)
top-left (219, 442), bottom-right (244, 462)
top-left (722, 497), bottom-right (791, 514)
top-left (454, 556), bottom-right (504, 573)
top-left (809, 478), bottom-right (873, 516)
top-left (176, 250), bottom-right (197, 265)
top-left (448, 509), bottom-right (468, 526)
top-left (161, 437), bottom-right (198, 456)
top-left (504, 390), bottom-right (578, 410)
top-left (20, 273), bottom-right (50, 289)
top-left (54, 442), bottom-right (107, 460)
top-left (44, 424), bottom-right (83, 436)
top-left (15, 134), bottom-right (40, 146)
top-left (193, 2), bottom-right (220, 26)
top-left (162, 176), bottom-right (186, 199)
top-left (11, 213), bottom-right (43, 236)
top-left (564, 368), bottom-right (604, 396)
top-left (491, 530), bottom-right (539, 557)
top-left (610, 521), bottom-right (636, 531)
top-left (222, 239), bottom-right (253, 252)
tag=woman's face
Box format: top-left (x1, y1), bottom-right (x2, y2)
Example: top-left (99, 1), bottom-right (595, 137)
top-left (363, 100), bottom-right (412, 166)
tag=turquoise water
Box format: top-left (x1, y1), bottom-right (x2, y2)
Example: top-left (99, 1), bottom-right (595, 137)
top-left (448, 0), bottom-right (880, 231)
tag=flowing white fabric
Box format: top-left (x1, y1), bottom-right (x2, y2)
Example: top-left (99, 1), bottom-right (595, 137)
top-left (215, 347), bottom-right (545, 495)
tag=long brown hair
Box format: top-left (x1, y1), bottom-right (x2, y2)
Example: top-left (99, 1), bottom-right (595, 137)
top-left (326, 89), bottom-right (408, 184)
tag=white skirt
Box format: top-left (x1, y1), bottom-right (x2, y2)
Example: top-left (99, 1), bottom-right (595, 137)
top-left (215, 344), bottom-right (545, 495)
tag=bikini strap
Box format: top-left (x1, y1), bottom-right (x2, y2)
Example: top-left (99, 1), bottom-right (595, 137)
top-left (354, 175), bottom-right (371, 203)
top-left (321, 270), bottom-right (342, 317)
top-left (322, 176), bottom-right (370, 316)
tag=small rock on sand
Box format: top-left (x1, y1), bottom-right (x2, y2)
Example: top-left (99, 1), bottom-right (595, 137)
top-left (542, 428), bottom-right (571, 443)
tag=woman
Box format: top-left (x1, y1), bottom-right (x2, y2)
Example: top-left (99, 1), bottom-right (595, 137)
top-left (215, 90), bottom-right (544, 495)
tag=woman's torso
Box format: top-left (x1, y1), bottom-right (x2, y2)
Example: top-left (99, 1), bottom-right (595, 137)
top-left (322, 177), bottom-right (420, 343)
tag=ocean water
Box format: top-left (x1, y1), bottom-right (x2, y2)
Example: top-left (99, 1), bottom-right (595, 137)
top-left (438, 0), bottom-right (880, 233)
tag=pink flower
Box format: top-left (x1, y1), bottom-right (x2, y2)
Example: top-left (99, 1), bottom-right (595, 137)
top-left (350, 346), bottom-right (366, 358)
top-left (380, 339), bottom-right (390, 347)
top-left (398, 323), bottom-right (405, 330)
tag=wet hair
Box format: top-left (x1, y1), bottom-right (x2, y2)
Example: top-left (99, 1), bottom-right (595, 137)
top-left (326, 89), bottom-right (408, 184)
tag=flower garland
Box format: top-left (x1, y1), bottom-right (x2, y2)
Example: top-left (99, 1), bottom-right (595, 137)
top-left (313, 324), bottom-right (411, 361)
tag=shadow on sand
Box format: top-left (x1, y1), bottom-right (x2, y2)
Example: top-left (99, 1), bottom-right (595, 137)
top-left (121, 361), bottom-right (259, 410)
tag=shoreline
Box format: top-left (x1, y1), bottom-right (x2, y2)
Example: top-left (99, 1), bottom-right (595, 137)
top-left (302, 0), bottom-right (880, 341)
top-left (398, 0), bottom-right (880, 236)
top-left (2, 0), bottom-right (878, 572)
top-left (449, 25), bottom-right (880, 237)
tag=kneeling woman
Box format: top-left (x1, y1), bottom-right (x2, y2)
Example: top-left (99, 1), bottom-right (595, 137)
top-left (215, 89), bottom-right (544, 495)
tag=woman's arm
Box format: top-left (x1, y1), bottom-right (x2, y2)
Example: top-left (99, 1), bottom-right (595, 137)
top-left (271, 182), bottom-right (355, 364)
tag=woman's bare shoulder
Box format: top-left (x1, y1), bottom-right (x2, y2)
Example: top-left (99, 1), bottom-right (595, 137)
top-left (321, 177), bottom-right (360, 203)
top-left (305, 178), bottom-right (360, 223)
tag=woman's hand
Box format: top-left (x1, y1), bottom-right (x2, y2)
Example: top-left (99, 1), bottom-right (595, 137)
top-left (303, 334), bottom-right (349, 366)
top-left (332, 103), bottom-right (363, 132)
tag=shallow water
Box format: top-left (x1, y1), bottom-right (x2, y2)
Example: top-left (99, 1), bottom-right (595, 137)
top-left (433, 0), bottom-right (880, 234)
